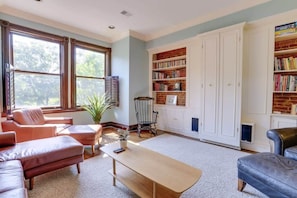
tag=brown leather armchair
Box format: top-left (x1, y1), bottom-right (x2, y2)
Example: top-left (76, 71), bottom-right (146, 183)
top-left (1, 108), bottom-right (73, 142)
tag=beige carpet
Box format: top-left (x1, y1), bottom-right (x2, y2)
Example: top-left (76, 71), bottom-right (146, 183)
top-left (27, 133), bottom-right (267, 198)
top-left (83, 127), bottom-right (162, 159)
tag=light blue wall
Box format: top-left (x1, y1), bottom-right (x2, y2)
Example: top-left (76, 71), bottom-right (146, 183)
top-left (146, 0), bottom-right (297, 49)
top-left (111, 37), bottom-right (130, 126)
top-left (111, 36), bottom-right (147, 126)
top-left (129, 37), bottom-right (148, 125)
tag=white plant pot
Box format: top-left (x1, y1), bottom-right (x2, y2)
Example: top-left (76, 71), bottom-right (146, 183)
top-left (120, 140), bottom-right (127, 148)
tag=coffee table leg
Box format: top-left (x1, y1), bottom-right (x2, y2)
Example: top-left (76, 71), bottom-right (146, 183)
top-left (113, 159), bottom-right (116, 186)
top-left (153, 182), bottom-right (156, 198)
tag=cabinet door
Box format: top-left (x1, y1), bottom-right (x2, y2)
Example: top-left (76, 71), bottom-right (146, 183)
top-left (155, 106), bottom-right (166, 131)
top-left (166, 108), bottom-right (185, 133)
top-left (218, 29), bottom-right (241, 147)
top-left (200, 33), bottom-right (220, 139)
top-left (271, 116), bottom-right (297, 129)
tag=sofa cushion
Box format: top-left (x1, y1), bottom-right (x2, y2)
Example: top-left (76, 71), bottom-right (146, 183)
top-left (13, 108), bottom-right (45, 125)
top-left (0, 136), bottom-right (83, 171)
top-left (0, 160), bottom-right (25, 193)
top-left (0, 188), bottom-right (27, 198)
top-left (285, 146), bottom-right (297, 161)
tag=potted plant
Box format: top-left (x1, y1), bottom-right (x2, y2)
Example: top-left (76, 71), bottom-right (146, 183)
top-left (82, 93), bottom-right (111, 124)
top-left (117, 129), bottom-right (129, 148)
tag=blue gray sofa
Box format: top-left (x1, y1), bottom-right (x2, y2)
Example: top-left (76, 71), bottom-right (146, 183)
top-left (237, 127), bottom-right (297, 198)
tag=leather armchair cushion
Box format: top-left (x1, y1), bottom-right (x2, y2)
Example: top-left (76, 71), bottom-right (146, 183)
top-left (285, 146), bottom-right (297, 161)
top-left (13, 108), bottom-right (45, 125)
top-left (238, 152), bottom-right (297, 197)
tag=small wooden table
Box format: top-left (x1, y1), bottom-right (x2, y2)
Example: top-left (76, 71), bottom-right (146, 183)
top-left (100, 142), bottom-right (202, 198)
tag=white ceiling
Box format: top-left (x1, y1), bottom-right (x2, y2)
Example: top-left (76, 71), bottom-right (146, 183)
top-left (0, 0), bottom-right (270, 42)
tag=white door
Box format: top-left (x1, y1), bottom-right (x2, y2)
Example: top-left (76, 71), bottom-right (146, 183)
top-left (218, 29), bottom-right (241, 147)
top-left (200, 33), bottom-right (220, 140)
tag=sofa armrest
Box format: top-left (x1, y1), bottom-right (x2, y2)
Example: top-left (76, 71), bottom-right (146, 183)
top-left (0, 131), bottom-right (16, 147)
top-left (44, 116), bottom-right (73, 125)
top-left (267, 127), bottom-right (297, 155)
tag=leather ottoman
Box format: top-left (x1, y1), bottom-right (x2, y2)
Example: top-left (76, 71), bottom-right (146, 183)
top-left (58, 124), bottom-right (102, 155)
top-left (237, 152), bottom-right (297, 198)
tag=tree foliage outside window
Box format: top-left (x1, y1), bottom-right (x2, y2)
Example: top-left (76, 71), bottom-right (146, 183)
top-left (12, 34), bottom-right (61, 108)
top-left (1, 20), bottom-right (112, 113)
top-left (75, 47), bottom-right (105, 106)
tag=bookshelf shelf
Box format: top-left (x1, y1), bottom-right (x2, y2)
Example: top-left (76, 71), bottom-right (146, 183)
top-left (274, 69), bottom-right (297, 73)
top-left (273, 21), bottom-right (297, 114)
top-left (151, 47), bottom-right (187, 106)
top-left (152, 55), bottom-right (186, 63)
top-left (152, 77), bottom-right (186, 81)
top-left (153, 65), bottom-right (186, 71)
top-left (274, 48), bottom-right (297, 56)
top-left (273, 91), bottom-right (297, 93)
top-left (275, 32), bottom-right (297, 42)
top-left (153, 90), bottom-right (186, 93)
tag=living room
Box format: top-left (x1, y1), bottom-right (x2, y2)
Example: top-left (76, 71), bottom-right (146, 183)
top-left (1, 0), bottom-right (297, 197)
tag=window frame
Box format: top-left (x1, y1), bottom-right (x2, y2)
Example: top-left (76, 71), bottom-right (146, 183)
top-left (1, 20), bottom-right (112, 115)
top-left (70, 38), bottom-right (111, 109)
top-left (1, 20), bottom-right (69, 113)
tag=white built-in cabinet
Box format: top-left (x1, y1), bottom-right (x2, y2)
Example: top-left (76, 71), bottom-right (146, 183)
top-left (271, 115), bottom-right (297, 129)
top-left (199, 23), bottom-right (245, 149)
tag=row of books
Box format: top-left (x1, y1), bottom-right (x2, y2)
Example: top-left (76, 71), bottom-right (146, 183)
top-left (153, 59), bottom-right (186, 69)
top-left (274, 56), bottom-right (297, 71)
top-left (274, 74), bottom-right (297, 91)
top-left (153, 83), bottom-right (168, 91)
top-left (275, 21), bottom-right (297, 36)
top-left (152, 71), bottom-right (181, 79)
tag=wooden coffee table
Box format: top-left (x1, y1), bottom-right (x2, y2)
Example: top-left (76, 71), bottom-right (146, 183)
top-left (100, 142), bottom-right (202, 198)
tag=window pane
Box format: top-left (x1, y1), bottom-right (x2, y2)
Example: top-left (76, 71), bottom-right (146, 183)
top-left (76, 77), bottom-right (105, 106)
top-left (75, 47), bottom-right (105, 78)
top-left (12, 34), bottom-right (60, 74)
top-left (15, 73), bottom-right (60, 108)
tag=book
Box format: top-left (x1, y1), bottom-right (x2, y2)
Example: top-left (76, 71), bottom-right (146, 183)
top-left (275, 21), bottom-right (297, 36)
top-left (289, 75), bottom-right (296, 91)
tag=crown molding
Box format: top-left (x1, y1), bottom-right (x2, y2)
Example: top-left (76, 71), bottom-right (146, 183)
top-left (0, 5), bottom-right (112, 43)
top-left (144, 0), bottom-right (270, 41)
top-left (0, 0), bottom-right (271, 43)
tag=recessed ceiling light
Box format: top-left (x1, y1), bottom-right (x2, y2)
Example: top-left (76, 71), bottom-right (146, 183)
top-left (120, 10), bottom-right (132, 17)
top-left (108, 25), bottom-right (115, 29)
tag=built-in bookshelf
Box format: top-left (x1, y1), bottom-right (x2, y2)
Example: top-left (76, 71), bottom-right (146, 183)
top-left (152, 47), bottom-right (187, 106)
top-left (273, 22), bottom-right (297, 114)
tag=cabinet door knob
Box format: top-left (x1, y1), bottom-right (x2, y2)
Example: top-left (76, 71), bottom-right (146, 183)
top-left (209, 84), bottom-right (212, 87)
top-left (227, 83), bottom-right (232, 86)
